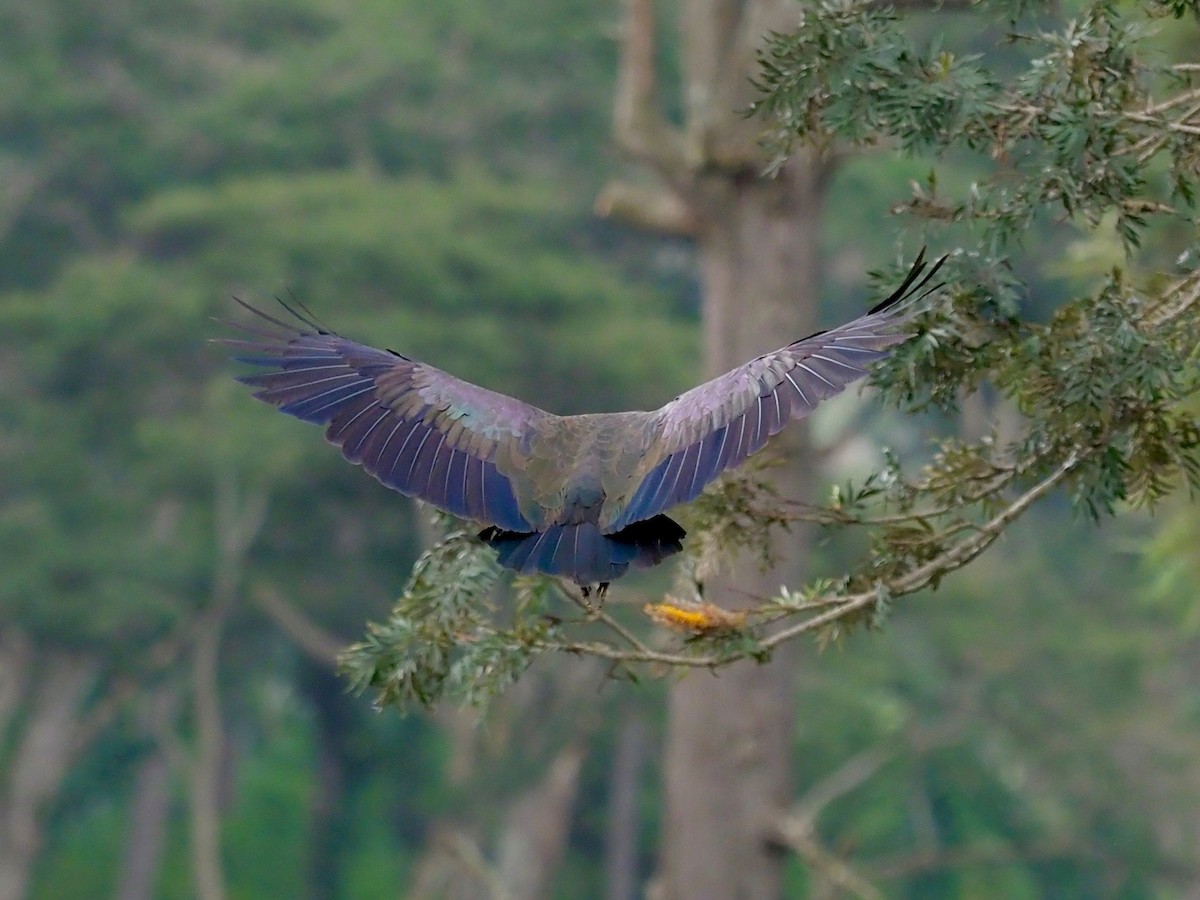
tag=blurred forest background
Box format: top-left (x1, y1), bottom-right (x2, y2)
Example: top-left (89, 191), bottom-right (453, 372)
top-left (3, 0), bottom-right (1200, 898)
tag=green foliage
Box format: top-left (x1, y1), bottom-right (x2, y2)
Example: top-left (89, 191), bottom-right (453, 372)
top-left (0, 0), bottom-right (621, 290)
top-left (353, 0), bottom-right (1200, 708)
top-left (1152, 0), bottom-right (1200, 18)
top-left (29, 802), bottom-right (124, 900)
top-left (0, 259), bottom-right (205, 643)
top-left (221, 719), bottom-right (318, 900)
top-left (7, 0), bottom-right (1200, 893)
top-left (0, 0), bottom-right (693, 888)
top-left (340, 523), bottom-right (563, 710)
top-left (790, 510), bottom-right (1186, 893)
top-left (736, 0), bottom-right (1200, 640)
top-left (753, 0), bottom-right (1197, 248)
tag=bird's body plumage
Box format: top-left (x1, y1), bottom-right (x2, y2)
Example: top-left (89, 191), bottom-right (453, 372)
top-left (223, 251), bottom-right (944, 589)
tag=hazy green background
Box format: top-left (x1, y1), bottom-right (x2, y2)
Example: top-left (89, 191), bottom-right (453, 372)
top-left (3, 0), bottom-right (1199, 897)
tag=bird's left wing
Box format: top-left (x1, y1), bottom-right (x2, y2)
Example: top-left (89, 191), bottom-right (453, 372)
top-left (219, 302), bottom-right (551, 532)
top-left (603, 251), bottom-right (945, 531)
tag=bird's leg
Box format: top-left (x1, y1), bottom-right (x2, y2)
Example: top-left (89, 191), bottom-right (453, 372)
top-left (570, 582), bottom-right (599, 617)
top-left (573, 583), bottom-right (609, 616)
top-left (585, 583), bottom-right (610, 618)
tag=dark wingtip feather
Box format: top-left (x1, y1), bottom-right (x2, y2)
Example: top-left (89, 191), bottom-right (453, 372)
top-left (867, 248), bottom-right (950, 316)
top-left (275, 290), bottom-right (335, 335)
top-left (868, 247), bottom-right (926, 314)
top-left (218, 295), bottom-right (340, 340)
top-left (227, 296), bottom-right (299, 332)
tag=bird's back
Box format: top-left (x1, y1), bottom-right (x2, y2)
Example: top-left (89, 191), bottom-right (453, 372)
top-left (521, 411), bottom-right (657, 528)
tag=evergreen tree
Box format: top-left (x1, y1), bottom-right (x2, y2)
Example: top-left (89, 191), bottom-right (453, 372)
top-left (346, 0), bottom-right (1200, 894)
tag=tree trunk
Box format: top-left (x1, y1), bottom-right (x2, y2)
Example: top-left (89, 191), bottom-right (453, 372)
top-left (185, 472), bottom-right (266, 900)
top-left (0, 636), bottom-right (102, 900)
top-left (115, 748), bottom-right (173, 900)
top-left (298, 661), bottom-right (355, 900)
top-left (604, 713), bottom-right (647, 900)
top-left (115, 681), bottom-right (182, 900)
top-left (189, 603), bottom-right (230, 900)
top-left (0, 631), bottom-right (33, 741)
top-left (496, 744), bottom-right (585, 900)
top-left (661, 166), bottom-right (825, 900)
top-left (602, 1), bottom-right (830, 895)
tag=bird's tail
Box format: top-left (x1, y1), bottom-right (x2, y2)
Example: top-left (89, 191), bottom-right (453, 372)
top-left (479, 516), bottom-right (685, 586)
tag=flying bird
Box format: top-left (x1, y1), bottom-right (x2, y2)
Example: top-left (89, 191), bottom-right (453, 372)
top-left (222, 250), bottom-right (944, 594)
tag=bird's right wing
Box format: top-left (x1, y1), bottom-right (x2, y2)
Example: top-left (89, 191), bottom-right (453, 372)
top-left (604, 250), bottom-right (945, 531)
top-left (219, 303), bottom-right (551, 531)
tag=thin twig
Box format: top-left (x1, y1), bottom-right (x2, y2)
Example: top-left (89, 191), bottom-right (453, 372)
top-left (759, 454), bottom-right (1077, 652)
top-left (547, 638), bottom-right (713, 668)
top-left (254, 585), bottom-right (346, 667)
top-left (790, 748), bottom-right (892, 824)
top-left (1140, 85), bottom-right (1200, 117)
top-left (1147, 268), bottom-right (1200, 329)
top-left (1122, 110), bottom-right (1200, 136)
top-left (776, 822), bottom-right (883, 900)
top-left (559, 584), bottom-right (657, 656)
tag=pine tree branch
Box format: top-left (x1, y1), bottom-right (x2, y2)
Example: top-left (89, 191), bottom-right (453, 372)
top-left (759, 453), bottom-right (1078, 650)
top-left (1148, 267), bottom-right (1200, 328)
top-left (539, 452), bottom-right (1079, 669)
top-left (560, 585), bottom-right (657, 657)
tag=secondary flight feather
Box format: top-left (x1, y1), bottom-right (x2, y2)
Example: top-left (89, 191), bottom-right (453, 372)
top-left (221, 249), bottom-right (945, 592)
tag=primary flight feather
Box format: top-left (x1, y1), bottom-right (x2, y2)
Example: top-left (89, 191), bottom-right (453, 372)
top-left (222, 250), bottom-right (945, 592)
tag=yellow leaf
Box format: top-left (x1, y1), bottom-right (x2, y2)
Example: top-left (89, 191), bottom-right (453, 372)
top-left (643, 600), bottom-right (747, 634)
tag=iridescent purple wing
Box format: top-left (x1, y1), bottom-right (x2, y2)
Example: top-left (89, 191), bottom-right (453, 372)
top-left (605, 251), bottom-right (944, 531)
top-left (220, 302), bottom-right (550, 531)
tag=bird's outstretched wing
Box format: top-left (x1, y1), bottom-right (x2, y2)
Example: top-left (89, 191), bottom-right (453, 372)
top-left (604, 250), bottom-right (946, 531)
top-left (219, 303), bottom-right (550, 531)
